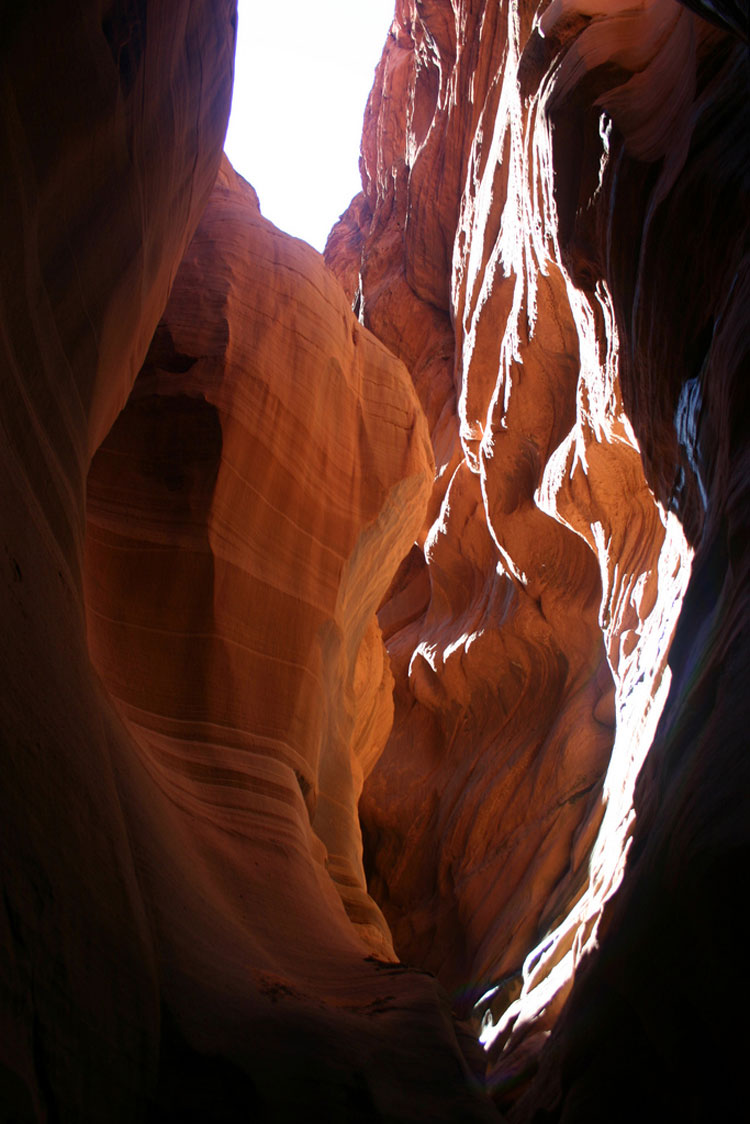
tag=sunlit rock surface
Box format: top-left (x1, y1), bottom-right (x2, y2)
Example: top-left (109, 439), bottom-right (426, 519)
top-left (2, 0), bottom-right (748, 1118)
top-left (84, 158), bottom-right (501, 1120)
top-left (0, 3), bottom-right (501, 1113)
top-left (85, 156), bottom-right (434, 966)
top-left (327, 0), bottom-right (747, 1115)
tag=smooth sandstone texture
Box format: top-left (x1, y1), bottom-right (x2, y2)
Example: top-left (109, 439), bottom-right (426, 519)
top-left (2, 0), bottom-right (748, 1119)
top-left (84, 159), bottom-right (500, 1121)
top-left (327, 0), bottom-right (686, 1028)
top-left (508, 5), bottom-right (750, 1120)
top-left (0, 2), bottom-right (502, 1112)
top-left (1, 3), bottom-right (236, 1118)
top-left (327, 0), bottom-right (747, 1114)
top-left (85, 156), bottom-right (432, 965)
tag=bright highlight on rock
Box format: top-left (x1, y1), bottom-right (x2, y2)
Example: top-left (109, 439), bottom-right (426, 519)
top-left (1, 0), bottom-right (747, 1120)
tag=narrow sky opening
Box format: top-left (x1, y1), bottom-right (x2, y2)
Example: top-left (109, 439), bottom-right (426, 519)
top-left (224, 0), bottom-right (395, 253)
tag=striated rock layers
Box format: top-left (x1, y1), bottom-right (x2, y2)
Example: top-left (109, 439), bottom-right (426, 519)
top-left (83, 156), bottom-right (498, 1121)
top-left (326, 0), bottom-right (749, 1117)
top-left (1, 3), bottom-right (498, 1120)
top-left (2, 0), bottom-right (748, 1120)
top-left (1, 2), bottom-right (237, 1118)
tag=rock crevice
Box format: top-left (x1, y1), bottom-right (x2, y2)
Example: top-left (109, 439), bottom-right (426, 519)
top-left (1, 0), bottom-right (748, 1120)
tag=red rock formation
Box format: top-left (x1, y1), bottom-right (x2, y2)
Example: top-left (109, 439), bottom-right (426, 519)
top-left (328, 0), bottom-right (686, 1020)
top-left (84, 156), bottom-right (499, 1119)
top-left (1, 4), bottom-right (500, 1117)
top-left (2, 0), bottom-right (748, 1119)
top-left (1, 3), bottom-right (236, 1117)
top-left (326, 0), bottom-right (748, 1116)
top-left (507, 6), bottom-right (750, 1120)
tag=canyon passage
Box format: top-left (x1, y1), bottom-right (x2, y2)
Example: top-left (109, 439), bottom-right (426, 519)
top-left (1, 1), bottom-right (748, 1121)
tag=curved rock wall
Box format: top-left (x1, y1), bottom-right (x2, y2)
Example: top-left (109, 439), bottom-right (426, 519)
top-left (83, 159), bottom-right (500, 1119)
top-left (0, 2), bottom-right (236, 1117)
top-left (327, 0), bottom-right (747, 1113)
top-left (509, 5), bottom-right (750, 1119)
top-left (85, 156), bottom-right (433, 965)
top-left (2, 0), bottom-right (747, 1119)
top-left (1, 4), bottom-right (501, 1116)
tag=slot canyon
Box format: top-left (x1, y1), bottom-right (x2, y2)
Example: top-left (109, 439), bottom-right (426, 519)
top-left (1, 0), bottom-right (747, 1120)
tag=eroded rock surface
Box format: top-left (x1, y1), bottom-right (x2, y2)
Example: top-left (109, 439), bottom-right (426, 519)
top-left (0, 4), bottom-right (500, 1114)
top-left (84, 156), bottom-right (499, 1119)
top-left (326, 0), bottom-right (748, 1116)
top-left (2, 0), bottom-right (748, 1119)
top-left (1, 2), bottom-right (236, 1117)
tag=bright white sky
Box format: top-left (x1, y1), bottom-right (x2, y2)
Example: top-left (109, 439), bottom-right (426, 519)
top-left (224, 0), bottom-right (396, 252)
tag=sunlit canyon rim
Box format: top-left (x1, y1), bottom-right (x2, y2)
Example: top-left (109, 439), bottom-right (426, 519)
top-left (1, 1), bottom-right (748, 1121)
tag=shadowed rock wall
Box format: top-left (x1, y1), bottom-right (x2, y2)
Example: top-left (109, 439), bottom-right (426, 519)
top-left (1, 2), bottom-right (236, 1117)
top-left (2, 0), bottom-right (748, 1119)
top-left (1, 4), bottom-right (500, 1119)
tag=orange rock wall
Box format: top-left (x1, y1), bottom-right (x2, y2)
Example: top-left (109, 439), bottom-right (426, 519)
top-left (1, 5), bottom-right (500, 1118)
top-left (81, 155), bottom-right (500, 1121)
top-left (328, 0), bottom-right (687, 1015)
top-left (508, 4), bottom-right (750, 1119)
top-left (1, 3), bottom-right (236, 1117)
top-left (2, 0), bottom-right (748, 1119)
top-left (327, 0), bottom-right (748, 1115)
top-left (85, 156), bottom-right (431, 964)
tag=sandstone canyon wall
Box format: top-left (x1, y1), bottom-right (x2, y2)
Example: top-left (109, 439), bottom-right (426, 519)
top-left (1, 3), bottom-right (498, 1120)
top-left (1, 2), bottom-right (237, 1117)
top-left (82, 155), bottom-right (498, 1122)
top-left (1, 0), bottom-right (749, 1121)
top-left (326, 0), bottom-right (749, 1117)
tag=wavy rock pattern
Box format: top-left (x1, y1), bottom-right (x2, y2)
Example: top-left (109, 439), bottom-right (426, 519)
top-left (85, 156), bottom-right (434, 964)
top-left (0, 3), bottom-right (236, 1117)
top-left (2, 0), bottom-right (748, 1118)
top-left (0, 3), bottom-right (501, 1112)
top-left (327, 0), bottom-right (746, 1112)
top-left (82, 155), bottom-right (501, 1121)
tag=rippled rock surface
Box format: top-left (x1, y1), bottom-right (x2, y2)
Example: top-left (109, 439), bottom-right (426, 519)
top-left (327, 0), bottom-right (748, 1115)
top-left (2, 0), bottom-right (748, 1119)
